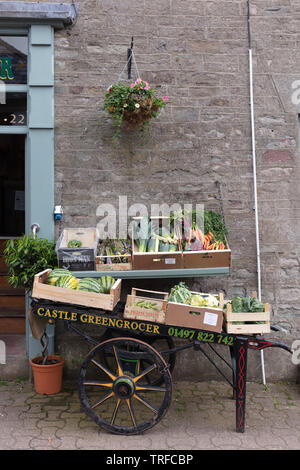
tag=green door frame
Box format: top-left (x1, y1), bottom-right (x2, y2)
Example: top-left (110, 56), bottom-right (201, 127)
top-left (0, 2), bottom-right (78, 360)
top-left (0, 24), bottom-right (55, 358)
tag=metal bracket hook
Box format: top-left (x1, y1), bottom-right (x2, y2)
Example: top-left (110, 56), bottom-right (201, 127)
top-left (31, 223), bottom-right (40, 239)
top-left (127, 36), bottom-right (134, 79)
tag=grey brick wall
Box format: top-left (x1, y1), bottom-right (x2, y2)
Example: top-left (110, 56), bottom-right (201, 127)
top-left (41, 0), bottom-right (300, 380)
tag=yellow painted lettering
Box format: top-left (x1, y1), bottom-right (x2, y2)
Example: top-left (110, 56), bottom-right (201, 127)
top-left (146, 323), bottom-right (153, 333)
top-left (52, 310), bottom-right (58, 319)
top-left (37, 307), bottom-right (44, 316)
top-left (80, 314), bottom-right (88, 323)
top-left (123, 320), bottom-right (130, 329)
top-left (63, 311), bottom-right (70, 320)
top-left (138, 323), bottom-right (145, 332)
top-left (71, 312), bottom-right (77, 321)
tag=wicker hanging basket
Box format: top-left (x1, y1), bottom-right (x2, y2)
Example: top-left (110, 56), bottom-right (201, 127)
top-left (122, 97), bottom-right (161, 128)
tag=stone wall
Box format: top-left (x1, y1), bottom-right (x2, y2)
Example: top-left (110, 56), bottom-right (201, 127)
top-left (38, 0), bottom-right (300, 381)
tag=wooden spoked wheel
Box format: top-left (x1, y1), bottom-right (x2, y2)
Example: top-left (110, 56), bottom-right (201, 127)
top-left (78, 337), bottom-right (172, 435)
top-left (101, 329), bottom-right (176, 385)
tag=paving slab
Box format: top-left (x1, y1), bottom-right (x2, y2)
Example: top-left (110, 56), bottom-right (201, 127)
top-left (0, 379), bottom-right (299, 450)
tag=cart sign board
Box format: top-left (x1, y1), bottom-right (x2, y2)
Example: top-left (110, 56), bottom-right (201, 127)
top-left (33, 303), bottom-right (235, 346)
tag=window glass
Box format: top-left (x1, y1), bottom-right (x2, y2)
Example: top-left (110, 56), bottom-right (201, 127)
top-left (0, 36), bottom-right (28, 84)
top-left (0, 93), bottom-right (27, 126)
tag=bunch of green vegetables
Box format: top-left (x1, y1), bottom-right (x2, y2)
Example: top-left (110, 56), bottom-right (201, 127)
top-left (171, 208), bottom-right (228, 248)
top-left (225, 296), bottom-right (265, 324)
top-left (133, 300), bottom-right (160, 311)
top-left (98, 238), bottom-right (132, 264)
top-left (168, 282), bottom-right (220, 308)
top-left (133, 209), bottom-right (229, 253)
top-left (204, 210), bottom-right (228, 244)
top-left (133, 217), bottom-right (179, 253)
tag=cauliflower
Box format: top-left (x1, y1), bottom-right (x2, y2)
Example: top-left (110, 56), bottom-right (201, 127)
top-left (190, 295), bottom-right (206, 306)
top-left (204, 294), bottom-right (219, 308)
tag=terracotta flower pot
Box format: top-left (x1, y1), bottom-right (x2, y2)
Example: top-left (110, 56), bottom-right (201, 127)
top-left (30, 355), bottom-right (64, 395)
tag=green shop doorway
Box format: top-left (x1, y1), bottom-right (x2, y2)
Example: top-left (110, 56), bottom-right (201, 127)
top-left (0, 134), bottom-right (26, 334)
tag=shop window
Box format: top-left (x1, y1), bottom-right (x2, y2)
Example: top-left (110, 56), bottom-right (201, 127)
top-left (0, 36), bottom-right (27, 237)
top-left (0, 36), bottom-right (28, 84)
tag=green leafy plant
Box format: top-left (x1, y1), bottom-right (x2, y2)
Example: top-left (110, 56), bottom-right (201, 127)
top-left (104, 78), bottom-right (168, 139)
top-left (204, 210), bottom-right (228, 244)
top-left (4, 234), bottom-right (57, 292)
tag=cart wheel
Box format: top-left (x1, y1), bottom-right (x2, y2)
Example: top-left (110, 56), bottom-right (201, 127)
top-left (78, 337), bottom-right (172, 435)
top-left (102, 329), bottom-right (176, 383)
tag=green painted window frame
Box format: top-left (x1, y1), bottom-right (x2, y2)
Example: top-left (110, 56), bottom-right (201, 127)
top-left (0, 25), bottom-right (54, 242)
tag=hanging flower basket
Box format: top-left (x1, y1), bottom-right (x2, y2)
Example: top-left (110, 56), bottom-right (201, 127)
top-left (104, 78), bottom-right (168, 137)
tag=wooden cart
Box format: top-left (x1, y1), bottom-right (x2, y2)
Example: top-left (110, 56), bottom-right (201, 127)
top-left (30, 296), bottom-right (292, 436)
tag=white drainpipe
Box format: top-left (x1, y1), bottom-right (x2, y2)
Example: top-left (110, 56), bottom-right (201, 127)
top-left (248, 1), bottom-right (266, 385)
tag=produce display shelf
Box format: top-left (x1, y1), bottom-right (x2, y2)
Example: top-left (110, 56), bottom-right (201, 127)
top-left (72, 267), bottom-right (230, 279)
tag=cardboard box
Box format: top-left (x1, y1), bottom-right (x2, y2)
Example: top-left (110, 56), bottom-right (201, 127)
top-left (56, 228), bottom-right (99, 271)
top-left (132, 248), bottom-right (183, 270)
top-left (124, 288), bottom-right (168, 324)
top-left (131, 216), bottom-right (183, 270)
top-left (165, 292), bottom-right (224, 333)
top-left (131, 216), bottom-right (231, 271)
top-left (32, 269), bottom-right (122, 311)
top-left (183, 238), bottom-right (231, 269)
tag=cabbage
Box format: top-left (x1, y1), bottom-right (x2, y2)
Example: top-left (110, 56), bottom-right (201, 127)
top-left (230, 296), bottom-right (265, 313)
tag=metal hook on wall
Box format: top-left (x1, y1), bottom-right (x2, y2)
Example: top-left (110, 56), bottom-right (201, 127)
top-left (127, 36), bottom-right (134, 79)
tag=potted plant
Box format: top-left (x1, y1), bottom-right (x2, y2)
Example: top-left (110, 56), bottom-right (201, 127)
top-left (4, 234), bottom-right (57, 292)
top-left (104, 78), bottom-right (168, 139)
top-left (4, 234), bottom-right (65, 394)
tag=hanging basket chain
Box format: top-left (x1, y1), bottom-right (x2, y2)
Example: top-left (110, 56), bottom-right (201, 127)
top-left (117, 48), bottom-right (140, 83)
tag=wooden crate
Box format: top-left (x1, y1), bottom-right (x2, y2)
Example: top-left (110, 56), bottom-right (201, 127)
top-left (124, 288), bottom-right (168, 324)
top-left (96, 255), bottom-right (132, 271)
top-left (57, 228), bottom-right (98, 248)
top-left (56, 228), bottom-right (99, 271)
top-left (223, 302), bottom-right (270, 334)
top-left (183, 238), bottom-right (231, 269)
top-left (32, 269), bottom-right (122, 311)
top-left (165, 292), bottom-right (224, 333)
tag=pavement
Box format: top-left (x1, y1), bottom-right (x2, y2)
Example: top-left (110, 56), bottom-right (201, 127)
top-left (0, 378), bottom-right (299, 451)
